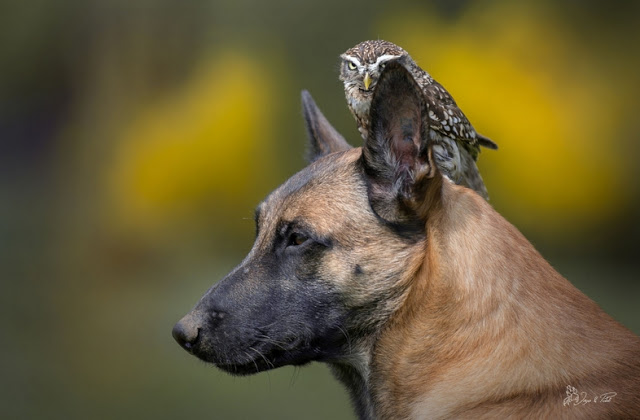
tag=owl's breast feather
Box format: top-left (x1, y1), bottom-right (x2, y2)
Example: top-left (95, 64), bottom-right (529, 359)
top-left (348, 95), bottom-right (371, 121)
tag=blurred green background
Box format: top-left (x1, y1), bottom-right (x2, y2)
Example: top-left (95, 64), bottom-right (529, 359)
top-left (1, 0), bottom-right (639, 418)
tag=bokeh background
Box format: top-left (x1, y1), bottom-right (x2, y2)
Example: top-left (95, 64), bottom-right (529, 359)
top-left (2, 0), bottom-right (639, 418)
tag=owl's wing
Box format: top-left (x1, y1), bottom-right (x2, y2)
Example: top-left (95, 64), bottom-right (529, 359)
top-left (423, 81), bottom-right (497, 157)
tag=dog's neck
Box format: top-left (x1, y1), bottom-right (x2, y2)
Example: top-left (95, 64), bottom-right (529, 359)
top-left (329, 345), bottom-right (375, 420)
top-left (332, 182), bottom-right (640, 419)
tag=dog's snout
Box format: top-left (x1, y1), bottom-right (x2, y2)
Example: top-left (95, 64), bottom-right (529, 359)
top-left (172, 308), bottom-right (229, 353)
top-left (172, 318), bottom-right (199, 350)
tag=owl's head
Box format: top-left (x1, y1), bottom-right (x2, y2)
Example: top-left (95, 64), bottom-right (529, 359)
top-left (339, 40), bottom-right (409, 97)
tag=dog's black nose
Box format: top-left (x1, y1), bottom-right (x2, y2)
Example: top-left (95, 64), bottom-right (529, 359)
top-left (172, 318), bottom-right (199, 351)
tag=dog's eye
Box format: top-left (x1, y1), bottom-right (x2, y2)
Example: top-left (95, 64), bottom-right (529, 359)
top-left (288, 232), bottom-right (309, 247)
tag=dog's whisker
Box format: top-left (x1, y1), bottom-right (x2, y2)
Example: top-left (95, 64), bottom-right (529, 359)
top-left (255, 334), bottom-right (289, 351)
top-left (249, 346), bottom-right (275, 370)
top-left (243, 350), bottom-right (260, 374)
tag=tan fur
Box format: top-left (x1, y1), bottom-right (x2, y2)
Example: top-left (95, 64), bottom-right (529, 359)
top-left (260, 146), bottom-right (640, 418)
top-left (367, 179), bottom-right (640, 419)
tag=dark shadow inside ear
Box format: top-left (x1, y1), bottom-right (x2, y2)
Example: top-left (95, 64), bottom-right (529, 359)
top-left (365, 61), bottom-right (429, 180)
top-left (301, 90), bottom-right (351, 162)
top-left (362, 61), bottom-right (440, 226)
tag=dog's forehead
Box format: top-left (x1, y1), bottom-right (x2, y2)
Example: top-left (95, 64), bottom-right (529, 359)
top-left (261, 148), bottom-right (369, 233)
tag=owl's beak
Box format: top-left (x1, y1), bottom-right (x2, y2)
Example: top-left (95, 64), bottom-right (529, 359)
top-left (363, 73), bottom-right (372, 91)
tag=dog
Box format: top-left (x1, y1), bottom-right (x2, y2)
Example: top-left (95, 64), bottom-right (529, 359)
top-left (172, 61), bottom-right (640, 419)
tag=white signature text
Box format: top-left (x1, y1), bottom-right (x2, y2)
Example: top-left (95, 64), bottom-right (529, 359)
top-left (563, 385), bottom-right (617, 407)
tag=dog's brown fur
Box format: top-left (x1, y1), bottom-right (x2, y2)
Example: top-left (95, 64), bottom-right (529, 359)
top-left (370, 184), bottom-right (640, 419)
top-left (174, 64), bottom-right (640, 419)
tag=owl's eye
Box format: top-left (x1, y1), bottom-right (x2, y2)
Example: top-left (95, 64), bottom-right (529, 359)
top-left (379, 61), bottom-right (387, 70)
top-left (347, 61), bottom-right (357, 71)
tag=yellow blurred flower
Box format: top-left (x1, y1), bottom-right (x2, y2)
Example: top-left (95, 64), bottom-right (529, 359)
top-left (106, 50), bottom-right (279, 231)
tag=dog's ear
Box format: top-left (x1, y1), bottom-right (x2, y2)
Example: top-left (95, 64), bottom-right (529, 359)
top-left (362, 61), bottom-right (441, 225)
top-left (301, 90), bottom-right (351, 162)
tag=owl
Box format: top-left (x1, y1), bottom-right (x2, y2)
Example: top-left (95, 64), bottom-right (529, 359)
top-left (339, 40), bottom-right (497, 200)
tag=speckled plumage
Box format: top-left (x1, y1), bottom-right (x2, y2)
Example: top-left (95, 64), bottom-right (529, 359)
top-left (339, 40), bottom-right (497, 200)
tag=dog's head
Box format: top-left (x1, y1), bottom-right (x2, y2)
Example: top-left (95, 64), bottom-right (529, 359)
top-left (173, 62), bottom-right (442, 375)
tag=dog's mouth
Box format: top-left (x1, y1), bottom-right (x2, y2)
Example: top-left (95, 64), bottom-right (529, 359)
top-left (194, 335), bottom-right (312, 376)
top-left (216, 358), bottom-right (274, 376)
top-left (215, 349), bottom-right (308, 376)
